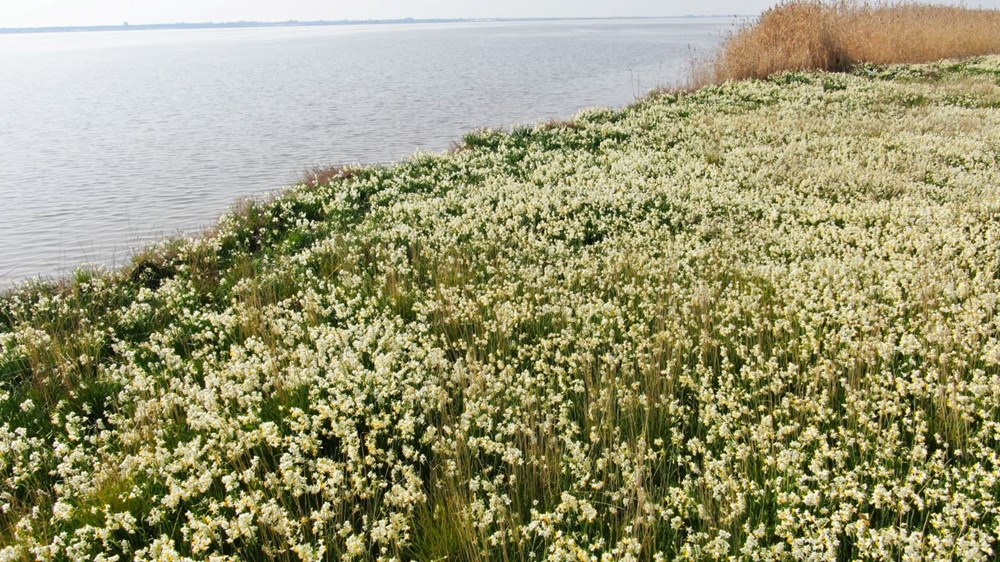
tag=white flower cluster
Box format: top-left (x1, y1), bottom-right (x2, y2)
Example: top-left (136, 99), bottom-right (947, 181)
top-left (2, 57), bottom-right (1000, 560)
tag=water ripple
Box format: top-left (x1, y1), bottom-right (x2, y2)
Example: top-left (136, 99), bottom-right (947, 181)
top-left (0, 18), bottom-right (734, 286)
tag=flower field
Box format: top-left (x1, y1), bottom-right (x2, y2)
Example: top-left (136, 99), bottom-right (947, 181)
top-left (2, 58), bottom-right (1000, 561)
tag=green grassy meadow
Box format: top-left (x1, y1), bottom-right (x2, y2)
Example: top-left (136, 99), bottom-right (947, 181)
top-left (2, 58), bottom-right (1000, 561)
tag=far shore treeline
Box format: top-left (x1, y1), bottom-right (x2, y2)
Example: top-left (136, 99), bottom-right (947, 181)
top-left (0, 16), bottom-right (714, 35)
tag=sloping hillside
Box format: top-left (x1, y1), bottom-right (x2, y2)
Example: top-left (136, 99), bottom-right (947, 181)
top-left (2, 58), bottom-right (1000, 560)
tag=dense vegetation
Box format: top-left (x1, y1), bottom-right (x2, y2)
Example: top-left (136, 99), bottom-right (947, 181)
top-left (698, 1), bottom-right (1000, 85)
top-left (2, 58), bottom-right (1000, 560)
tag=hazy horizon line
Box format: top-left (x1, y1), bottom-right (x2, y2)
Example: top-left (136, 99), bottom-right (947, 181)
top-left (0, 14), bottom-right (750, 34)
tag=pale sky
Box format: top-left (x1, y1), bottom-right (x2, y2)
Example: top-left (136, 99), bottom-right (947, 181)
top-left (3, 0), bottom-right (996, 28)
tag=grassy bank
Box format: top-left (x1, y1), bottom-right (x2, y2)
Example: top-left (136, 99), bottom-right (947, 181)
top-left (698, 1), bottom-right (1000, 84)
top-left (2, 58), bottom-right (1000, 560)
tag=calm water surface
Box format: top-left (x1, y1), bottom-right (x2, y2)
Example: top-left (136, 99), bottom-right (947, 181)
top-left (0, 18), bottom-right (736, 285)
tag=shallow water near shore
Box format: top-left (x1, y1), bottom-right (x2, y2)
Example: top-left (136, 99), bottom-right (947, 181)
top-left (0, 17), bottom-right (735, 286)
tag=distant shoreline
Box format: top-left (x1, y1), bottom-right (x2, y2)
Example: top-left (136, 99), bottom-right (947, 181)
top-left (0, 15), bottom-right (744, 35)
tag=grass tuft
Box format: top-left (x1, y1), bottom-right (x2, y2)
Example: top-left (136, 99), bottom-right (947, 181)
top-left (301, 165), bottom-right (356, 189)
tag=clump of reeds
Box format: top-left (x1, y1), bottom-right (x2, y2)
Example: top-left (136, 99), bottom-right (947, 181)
top-left (697, 1), bottom-right (1000, 84)
top-left (301, 164), bottom-right (356, 188)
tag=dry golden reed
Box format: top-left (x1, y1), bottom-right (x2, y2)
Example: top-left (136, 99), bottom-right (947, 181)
top-left (698, 1), bottom-right (1000, 84)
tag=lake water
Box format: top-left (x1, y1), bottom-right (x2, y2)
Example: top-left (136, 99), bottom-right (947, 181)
top-left (0, 18), bottom-right (737, 286)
